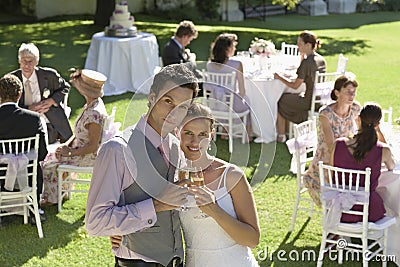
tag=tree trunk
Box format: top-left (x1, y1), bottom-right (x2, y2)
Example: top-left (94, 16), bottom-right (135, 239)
top-left (94, 0), bottom-right (115, 27)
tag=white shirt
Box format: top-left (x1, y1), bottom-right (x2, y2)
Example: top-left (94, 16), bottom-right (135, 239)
top-left (22, 71), bottom-right (49, 123)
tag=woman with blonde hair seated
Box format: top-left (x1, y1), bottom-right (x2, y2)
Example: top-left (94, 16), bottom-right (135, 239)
top-left (40, 69), bottom-right (108, 206)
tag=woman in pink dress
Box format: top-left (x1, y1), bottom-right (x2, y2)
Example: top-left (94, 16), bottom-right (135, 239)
top-left (332, 104), bottom-right (395, 222)
top-left (40, 69), bottom-right (108, 205)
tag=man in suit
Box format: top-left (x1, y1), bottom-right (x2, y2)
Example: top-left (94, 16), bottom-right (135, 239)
top-left (0, 74), bottom-right (48, 223)
top-left (85, 64), bottom-right (199, 267)
top-left (162, 20), bottom-right (203, 79)
top-left (10, 42), bottom-right (73, 144)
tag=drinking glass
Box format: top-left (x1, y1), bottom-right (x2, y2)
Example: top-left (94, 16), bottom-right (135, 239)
top-left (190, 167), bottom-right (208, 219)
top-left (190, 167), bottom-right (205, 187)
top-left (176, 159), bottom-right (192, 211)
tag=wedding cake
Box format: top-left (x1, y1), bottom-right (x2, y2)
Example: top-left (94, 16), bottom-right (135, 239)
top-left (105, 1), bottom-right (137, 37)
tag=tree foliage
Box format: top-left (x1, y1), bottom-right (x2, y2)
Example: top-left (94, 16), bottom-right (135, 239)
top-left (272, 0), bottom-right (301, 9)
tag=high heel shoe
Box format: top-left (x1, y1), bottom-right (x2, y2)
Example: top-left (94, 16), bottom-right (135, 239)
top-left (276, 134), bottom-right (287, 143)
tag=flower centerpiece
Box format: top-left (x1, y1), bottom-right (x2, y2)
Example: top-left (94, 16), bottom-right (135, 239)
top-left (249, 37), bottom-right (276, 57)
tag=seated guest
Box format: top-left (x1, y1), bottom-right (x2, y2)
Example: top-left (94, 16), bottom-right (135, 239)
top-left (274, 31), bottom-right (327, 142)
top-left (162, 20), bottom-right (202, 79)
top-left (206, 33), bottom-right (251, 139)
top-left (332, 104), bottom-right (395, 223)
top-left (10, 43), bottom-right (73, 144)
top-left (304, 75), bottom-right (361, 207)
top-left (0, 74), bottom-right (48, 221)
top-left (40, 69), bottom-right (108, 206)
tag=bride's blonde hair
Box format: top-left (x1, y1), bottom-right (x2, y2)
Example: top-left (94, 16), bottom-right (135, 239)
top-left (183, 102), bottom-right (215, 130)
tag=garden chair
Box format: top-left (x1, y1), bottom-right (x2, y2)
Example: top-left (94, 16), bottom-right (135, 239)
top-left (0, 134), bottom-right (43, 238)
top-left (310, 71), bottom-right (341, 119)
top-left (57, 106), bottom-right (120, 212)
top-left (201, 71), bottom-right (249, 153)
top-left (288, 117), bottom-right (319, 232)
top-left (317, 162), bottom-right (396, 266)
top-left (336, 53), bottom-right (348, 75)
top-left (281, 42), bottom-right (300, 56)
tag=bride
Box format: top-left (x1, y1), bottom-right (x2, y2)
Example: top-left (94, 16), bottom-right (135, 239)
top-left (176, 102), bottom-right (260, 266)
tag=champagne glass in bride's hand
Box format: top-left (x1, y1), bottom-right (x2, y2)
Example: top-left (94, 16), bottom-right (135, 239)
top-left (190, 167), bottom-right (205, 187)
top-left (190, 167), bottom-right (209, 219)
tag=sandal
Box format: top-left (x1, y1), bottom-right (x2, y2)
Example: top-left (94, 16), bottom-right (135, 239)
top-left (276, 134), bottom-right (287, 143)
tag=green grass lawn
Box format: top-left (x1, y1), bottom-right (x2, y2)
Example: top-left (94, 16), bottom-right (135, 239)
top-left (0, 12), bottom-right (399, 266)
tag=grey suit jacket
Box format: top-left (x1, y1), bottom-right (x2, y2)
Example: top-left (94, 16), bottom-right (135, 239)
top-left (10, 67), bottom-right (73, 141)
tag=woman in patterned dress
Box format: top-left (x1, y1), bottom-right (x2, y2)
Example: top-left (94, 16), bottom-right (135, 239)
top-left (304, 75), bottom-right (361, 207)
top-left (40, 69), bottom-right (108, 205)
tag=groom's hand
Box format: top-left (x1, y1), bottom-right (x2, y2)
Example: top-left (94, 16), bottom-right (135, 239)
top-left (153, 183), bottom-right (189, 212)
top-left (110, 235), bottom-right (122, 248)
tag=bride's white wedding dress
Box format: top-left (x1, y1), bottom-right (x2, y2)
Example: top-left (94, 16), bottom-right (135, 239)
top-left (179, 165), bottom-right (259, 267)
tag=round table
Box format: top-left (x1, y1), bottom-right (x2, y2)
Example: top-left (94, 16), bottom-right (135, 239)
top-left (84, 32), bottom-right (160, 96)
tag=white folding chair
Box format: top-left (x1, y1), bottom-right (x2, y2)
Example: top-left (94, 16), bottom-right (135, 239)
top-left (310, 71), bottom-right (341, 119)
top-left (288, 118), bottom-right (319, 231)
top-left (336, 53), bottom-right (348, 75)
top-left (61, 91), bottom-right (71, 119)
top-left (317, 162), bottom-right (396, 267)
top-left (381, 107), bottom-right (393, 125)
top-left (281, 42), bottom-right (300, 56)
top-left (201, 71), bottom-right (249, 153)
top-left (0, 134), bottom-right (43, 238)
top-left (57, 106), bottom-right (120, 212)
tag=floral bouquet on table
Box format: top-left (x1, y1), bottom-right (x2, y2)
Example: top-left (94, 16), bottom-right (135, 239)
top-left (249, 37), bottom-right (276, 57)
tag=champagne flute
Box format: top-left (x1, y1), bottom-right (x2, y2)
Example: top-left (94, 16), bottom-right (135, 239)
top-left (190, 167), bottom-right (204, 187)
top-left (191, 167), bottom-right (208, 218)
top-left (176, 159), bottom-right (192, 211)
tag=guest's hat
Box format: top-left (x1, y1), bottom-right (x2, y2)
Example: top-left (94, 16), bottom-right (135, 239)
top-left (70, 69), bottom-right (107, 98)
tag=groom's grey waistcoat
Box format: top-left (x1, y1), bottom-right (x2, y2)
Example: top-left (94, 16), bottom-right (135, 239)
top-left (118, 128), bottom-right (183, 266)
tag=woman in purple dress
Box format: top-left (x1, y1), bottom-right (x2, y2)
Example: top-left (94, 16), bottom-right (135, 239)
top-left (332, 104), bottom-right (395, 222)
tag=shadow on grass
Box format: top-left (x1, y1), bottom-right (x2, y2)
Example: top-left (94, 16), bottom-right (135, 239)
top-left (0, 205), bottom-right (85, 266)
top-left (0, 14), bottom-right (374, 77)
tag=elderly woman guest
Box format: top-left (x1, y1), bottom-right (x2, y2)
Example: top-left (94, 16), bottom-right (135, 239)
top-left (206, 33), bottom-right (251, 138)
top-left (274, 30), bottom-right (326, 142)
top-left (40, 69), bottom-right (108, 205)
top-left (304, 75), bottom-right (361, 207)
top-left (332, 104), bottom-right (395, 223)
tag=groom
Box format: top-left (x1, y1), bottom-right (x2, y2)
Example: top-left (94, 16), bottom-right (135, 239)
top-left (85, 64), bottom-right (199, 267)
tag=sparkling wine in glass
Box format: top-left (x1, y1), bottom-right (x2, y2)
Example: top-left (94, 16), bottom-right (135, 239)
top-left (176, 159), bottom-right (192, 211)
top-left (191, 167), bottom-right (208, 218)
top-left (190, 167), bottom-right (204, 187)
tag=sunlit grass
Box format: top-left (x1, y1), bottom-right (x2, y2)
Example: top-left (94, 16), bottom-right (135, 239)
top-left (0, 12), bottom-right (399, 266)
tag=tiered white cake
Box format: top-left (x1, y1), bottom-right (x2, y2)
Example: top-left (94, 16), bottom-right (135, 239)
top-left (105, 1), bottom-right (137, 37)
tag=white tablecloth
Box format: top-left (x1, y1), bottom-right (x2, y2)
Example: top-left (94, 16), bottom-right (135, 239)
top-left (236, 54), bottom-right (299, 143)
top-left (377, 167), bottom-right (400, 266)
top-left (245, 76), bottom-right (285, 143)
top-left (85, 32), bottom-right (160, 96)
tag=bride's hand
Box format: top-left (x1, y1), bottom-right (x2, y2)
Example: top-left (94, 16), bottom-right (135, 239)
top-left (190, 187), bottom-right (217, 216)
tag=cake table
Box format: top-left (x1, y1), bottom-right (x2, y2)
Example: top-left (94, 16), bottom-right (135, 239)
top-left (84, 31), bottom-right (160, 96)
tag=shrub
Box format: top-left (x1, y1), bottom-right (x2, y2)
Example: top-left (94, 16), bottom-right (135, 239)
top-left (384, 0), bottom-right (400, 11)
top-left (195, 0), bottom-right (220, 20)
